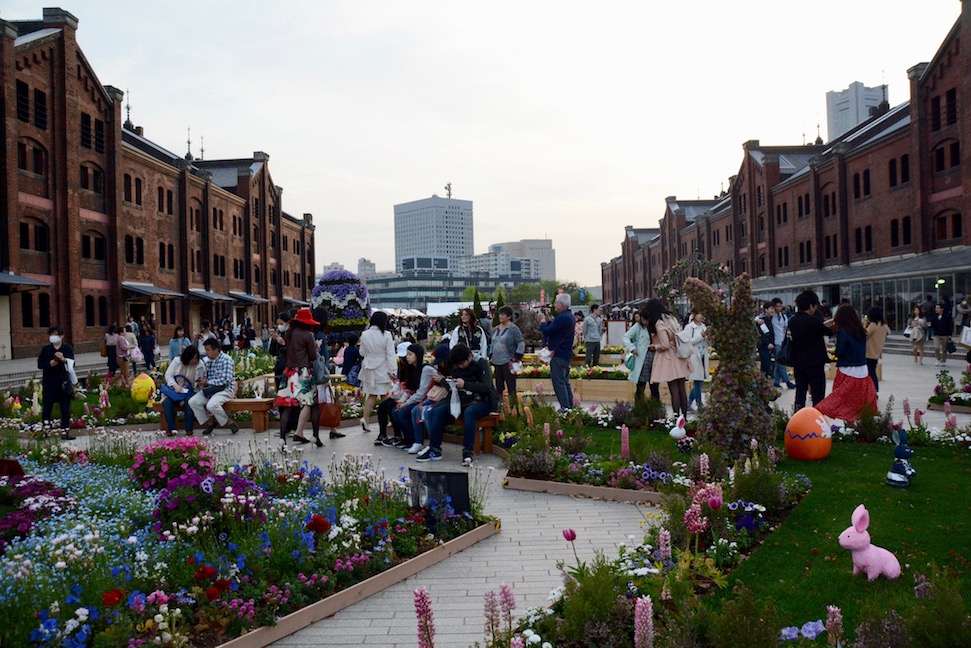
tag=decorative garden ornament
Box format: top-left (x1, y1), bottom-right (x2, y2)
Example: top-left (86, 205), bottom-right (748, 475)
top-left (669, 414), bottom-right (686, 440)
top-left (784, 407), bottom-right (833, 460)
top-left (886, 429), bottom-right (916, 488)
top-left (838, 504), bottom-right (901, 580)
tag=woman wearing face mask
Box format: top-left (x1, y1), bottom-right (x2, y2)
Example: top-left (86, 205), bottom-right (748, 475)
top-left (269, 313), bottom-right (291, 393)
top-left (37, 325), bottom-right (76, 440)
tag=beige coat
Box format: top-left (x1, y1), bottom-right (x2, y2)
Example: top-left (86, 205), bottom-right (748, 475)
top-left (865, 322), bottom-right (889, 360)
top-left (650, 315), bottom-right (693, 383)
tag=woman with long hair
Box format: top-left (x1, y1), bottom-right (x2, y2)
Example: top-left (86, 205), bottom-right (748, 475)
top-left (683, 309), bottom-right (709, 412)
top-left (816, 304), bottom-right (877, 422)
top-left (490, 306), bottom-right (525, 404)
top-left (273, 308), bottom-right (322, 446)
top-left (864, 306), bottom-right (890, 392)
top-left (450, 307), bottom-right (489, 361)
top-left (375, 343), bottom-right (422, 447)
top-left (644, 299), bottom-right (693, 417)
top-left (623, 309), bottom-right (660, 401)
top-left (358, 311), bottom-right (396, 432)
top-left (907, 305), bottom-right (928, 365)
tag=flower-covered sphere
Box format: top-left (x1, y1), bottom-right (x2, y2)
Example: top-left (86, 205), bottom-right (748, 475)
top-left (310, 269), bottom-right (371, 343)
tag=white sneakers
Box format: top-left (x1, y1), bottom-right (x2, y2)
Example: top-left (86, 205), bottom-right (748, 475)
top-left (407, 443), bottom-right (423, 454)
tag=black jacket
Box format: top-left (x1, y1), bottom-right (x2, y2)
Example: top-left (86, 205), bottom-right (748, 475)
top-left (37, 343), bottom-right (74, 394)
top-left (756, 316), bottom-right (773, 352)
top-left (451, 358), bottom-right (499, 412)
top-left (787, 311), bottom-right (833, 368)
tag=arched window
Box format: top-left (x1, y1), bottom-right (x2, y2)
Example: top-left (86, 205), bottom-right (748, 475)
top-left (254, 267), bottom-right (261, 285)
top-left (85, 295), bottom-right (95, 326)
top-left (160, 242), bottom-right (167, 269)
top-left (21, 293), bottom-right (34, 327)
top-left (135, 238), bottom-right (144, 265)
top-left (167, 244), bottom-right (174, 269)
top-left (125, 235), bottom-right (134, 263)
top-left (98, 296), bottom-right (108, 326)
top-left (124, 174), bottom-right (132, 202)
top-left (39, 293), bottom-right (51, 328)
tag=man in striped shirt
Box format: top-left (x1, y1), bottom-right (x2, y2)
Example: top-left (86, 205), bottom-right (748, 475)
top-left (189, 338), bottom-right (239, 435)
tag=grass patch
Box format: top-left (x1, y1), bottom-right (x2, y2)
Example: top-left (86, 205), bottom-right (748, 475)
top-left (716, 441), bottom-right (971, 632)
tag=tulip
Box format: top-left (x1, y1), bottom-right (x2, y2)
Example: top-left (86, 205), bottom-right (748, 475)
top-left (708, 495), bottom-right (722, 511)
top-left (562, 529), bottom-right (576, 542)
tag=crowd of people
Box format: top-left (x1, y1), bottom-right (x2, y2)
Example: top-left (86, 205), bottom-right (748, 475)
top-left (31, 290), bottom-right (968, 462)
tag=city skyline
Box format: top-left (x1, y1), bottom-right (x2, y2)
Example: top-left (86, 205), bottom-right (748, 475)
top-left (2, 0), bottom-right (960, 286)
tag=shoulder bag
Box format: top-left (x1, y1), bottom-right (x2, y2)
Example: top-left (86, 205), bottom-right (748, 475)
top-left (318, 385), bottom-right (342, 428)
top-left (775, 324), bottom-right (792, 366)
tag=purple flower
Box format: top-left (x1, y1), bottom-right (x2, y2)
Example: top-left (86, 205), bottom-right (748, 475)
top-left (800, 619), bottom-right (825, 640)
top-left (779, 626), bottom-right (800, 641)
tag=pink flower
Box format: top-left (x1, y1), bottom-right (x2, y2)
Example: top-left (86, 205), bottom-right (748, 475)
top-left (902, 398), bottom-right (911, 419)
top-left (621, 424), bottom-right (630, 461)
top-left (699, 453), bottom-right (710, 481)
top-left (483, 590), bottom-right (500, 636)
top-left (708, 494), bottom-right (722, 510)
top-left (657, 528), bottom-right (671, 561)
top-left (556, 429), bottom-right (563, 440)
top-left (562, 529), bottom-right (576, 542)
top-left (498, 583), bottom-right (516, 627)
top-left (414, 588), bottom-right (435, 648)
top-left (634, 596), bottom-right (654, 648)
top-left (825, 605), bottom-right (842, 646)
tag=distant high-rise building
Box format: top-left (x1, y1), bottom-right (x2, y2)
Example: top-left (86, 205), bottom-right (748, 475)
top-left (357, 258), bottom-right (376, 279)
top-left (321, 261), bottom-right (344, 274)
top-left (490, 239), bottom-right (556, 281)
top-left (394, 195), bottom-right (473, 273)
top-left (826, 81), bottom-right (888, 140)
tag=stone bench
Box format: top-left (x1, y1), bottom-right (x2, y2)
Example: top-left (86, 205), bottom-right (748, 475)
top-left (153, 398), bottom-right (275, 433)
top-left (446, 413), bottom-right (500, 455)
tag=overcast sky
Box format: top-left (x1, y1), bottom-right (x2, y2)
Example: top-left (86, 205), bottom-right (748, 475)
top-left (5, 1), bottom-right (962, 287)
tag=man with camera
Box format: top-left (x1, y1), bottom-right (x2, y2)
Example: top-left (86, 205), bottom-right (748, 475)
top-left (188, 337), bottom-right (239, 435)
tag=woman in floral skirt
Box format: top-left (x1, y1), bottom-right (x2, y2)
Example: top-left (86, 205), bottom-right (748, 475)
top-left (816, 304), bottom-right (877, 422)
top-left (274, 308), bottom-right (323, 446)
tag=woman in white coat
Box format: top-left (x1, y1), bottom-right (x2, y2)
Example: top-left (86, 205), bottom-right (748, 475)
top-left (623, 310), bottom-right (660, 401)
top-left (358, 311), bottom-right (397, 432)
top-left (682, 309), bottom-right (709, 412)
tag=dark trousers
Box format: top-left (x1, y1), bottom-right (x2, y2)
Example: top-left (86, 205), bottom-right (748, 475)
top-left (758, 347), bottom-right (772, 378)
top-left (377, 397), bottom-right (400, 437)
top-left (493, 363), bottom-right (517, 403)
top-left (459, 401), bottom-right (491, 455)
top-left (793, 365), bottom-right (826, 410)
top-left (42, 389), bottom-right (72, 430)
top-left (866, 358), bottom-right (880, 392)
top-left (550, 356), bottom-right (574, 410)
top-left (635, 381), bottom-right (661, 401)
top-left (392, 402), bottom-right (419, 444)
top-left (584, 342), bottom-right (601, 367)
top-left (163, 398), bottom-right (195, 433)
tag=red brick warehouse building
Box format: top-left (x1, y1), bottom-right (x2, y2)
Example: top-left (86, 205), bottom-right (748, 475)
top-left (603, 2), bottom-right (971, 331)
top-left (0, 8), bottom-right (317, 359)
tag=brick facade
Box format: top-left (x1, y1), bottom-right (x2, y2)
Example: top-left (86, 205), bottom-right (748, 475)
top-left (1, 9), bottom-right (316, 358)
top-left (602, 5), bottom-right (971, 312)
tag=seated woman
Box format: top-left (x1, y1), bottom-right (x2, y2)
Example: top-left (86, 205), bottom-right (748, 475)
top-left (161, 345), bottom-right (205, 436)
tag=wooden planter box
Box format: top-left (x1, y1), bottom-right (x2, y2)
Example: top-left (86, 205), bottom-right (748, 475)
top-left (927, 401), bottom-right (971, 414)
top-left (503, 476), bottom-right (663, 505)
top-left (577, 379), bottom-right (635, 402)
top-left (217, 520), bottom-right (501, 648)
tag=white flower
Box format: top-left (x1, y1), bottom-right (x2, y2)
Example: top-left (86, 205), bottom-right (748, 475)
top-left (154, 613), bottom-right (164, 623)
top-left (76, 607), bottom-right (89, 620)
top-left (54, 561), bottom-right (67, 570)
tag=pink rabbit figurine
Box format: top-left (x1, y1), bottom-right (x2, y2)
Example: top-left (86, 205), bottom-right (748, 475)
top-left (838, 504), bottom-right (901, 581)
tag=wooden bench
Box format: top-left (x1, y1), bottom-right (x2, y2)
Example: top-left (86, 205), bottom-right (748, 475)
top-left (153, 398), bottom-right (275, 433)
top-left (446, 413), bottom-right (500, 455)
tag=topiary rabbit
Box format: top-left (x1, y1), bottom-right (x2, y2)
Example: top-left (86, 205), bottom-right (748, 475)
top-left (669, 414), bottom-right (687, 440)
top-left (886, 429), bottom-right (916, 488)
top-left (838, 504), bottom-right (901, 580)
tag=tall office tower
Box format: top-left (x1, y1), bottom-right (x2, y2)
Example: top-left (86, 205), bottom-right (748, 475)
top-left (394, 195), bottom-right (473, 273)
top-left (826, 81), bottom-right (888, 140)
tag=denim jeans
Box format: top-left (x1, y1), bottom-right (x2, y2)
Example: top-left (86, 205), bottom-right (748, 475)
top-left (772, 356), bottom-right (793, 386)
top-left (392, 402), bottom-right (419, 444)
top-left (549, 356), bottom-right (574, 409)
top-left (423, 400), bottom-right (453, 452)
top-left (459, 401), bottom-right (491, 455)
top-left (163, 397), bottom-right (194, 433)
top-left (688, 380), bottom-right (704, 408)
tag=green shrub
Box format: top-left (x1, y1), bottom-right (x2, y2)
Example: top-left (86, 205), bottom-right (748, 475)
top-left (708, 583), bottom-right (779, 648)
top-left (626, 397), bottom-right (668, 429)
top-left (732, 466), bottom-right (783, 516)
top-left (849, 395), bottom-right (896, 443)
top-left (907, 567), bottom-right (971, 647)
top-left (557, 552), bottom-right (634, 648)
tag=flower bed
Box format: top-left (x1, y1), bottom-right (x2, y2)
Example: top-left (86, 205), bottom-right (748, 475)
top-left (927, 367), bottom-right (971, 409)
top-left (0, 434), bottom-right (494, 646)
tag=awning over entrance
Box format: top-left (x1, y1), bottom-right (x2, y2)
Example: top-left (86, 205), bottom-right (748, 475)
top-left (123, 281), bottom-right (184, 299)
top-left (230, 291), bottom-right (269, 304)
top-left (283, 297), bottom-right (310, 307)
top-left (0, 271), bottom-right (50, 288)
top-left (189, 288), bottom-right (233, 302)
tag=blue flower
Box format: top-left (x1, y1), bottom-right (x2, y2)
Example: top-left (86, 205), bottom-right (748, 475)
top-left (66, 584), bottom-right (82, 604)
top-left (779, 626), bottom-right (800, 641)
top-left (801, 620), bottom-right (825, 640)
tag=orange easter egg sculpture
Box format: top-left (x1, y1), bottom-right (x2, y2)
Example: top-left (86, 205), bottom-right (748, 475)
top-left (784, 407), bottom-right (832, 460)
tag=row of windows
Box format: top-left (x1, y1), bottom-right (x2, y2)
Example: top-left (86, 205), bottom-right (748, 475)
top-left (83, 296), bottom-right (110, 327)
top-left (16, 141), bottom-right (46, 176)
top-left (19, 222), bottom-right (49, 252)
top-left (21, 293), bottom-right (51, 328)
top-left (933, 140), bottom-right (961, 173)
top-left (930, 88), bottom-right (958, 132)
top-left (80, 112), bottom-right (106, 154)
top-left (15, 80), bottom-right (47, 130)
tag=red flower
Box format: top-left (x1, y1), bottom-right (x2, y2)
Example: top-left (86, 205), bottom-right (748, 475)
top-left (102, 589), bottom-right (125, 606)
top-left (306, 515), bottom-right (331, 535)
top-left (194, 565), bottom-right (217, 580)
top-left (213, 579), bottom-right (231, 591)
top-left (205, 586), bottom-right (220, 601)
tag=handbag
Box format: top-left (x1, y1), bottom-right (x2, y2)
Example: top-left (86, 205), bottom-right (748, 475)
top-left (202, 384), bottom-right (225, 398)
top-left (947, 340), bottom-right (957, 354)
top-left (100, 343), bottom-right (108, 358)
top-left (624, 353), bottom-right (636, 371)
top-left (313, 355), bottom-right (330, 384)
top-left (903, 326), bottom-right (912, 338)
top-left (130, 346), bottom-right (144, 363)
top-left (160, 374), bottom-right (193, 402)
top-left (318, 385), bottom-right (342, 428)
top-left (775, 325), bottom-right (792, 366)
top-left (426, 384), bottom-right (449, 402)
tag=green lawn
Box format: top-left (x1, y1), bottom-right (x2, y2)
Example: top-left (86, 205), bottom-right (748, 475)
top-left (570, 425), bottom-right (971, 633)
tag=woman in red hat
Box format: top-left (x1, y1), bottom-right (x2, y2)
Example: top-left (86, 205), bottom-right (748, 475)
top-left (274, 307), bottom-right (323, 446)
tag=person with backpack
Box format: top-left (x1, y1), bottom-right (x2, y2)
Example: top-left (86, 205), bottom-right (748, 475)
top-left (644, 298), bottom-right (692, 417)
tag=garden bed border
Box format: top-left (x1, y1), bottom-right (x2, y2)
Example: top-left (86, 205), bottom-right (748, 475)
top-left (503, 475), bottom-right (663, 505)
top-left (217, 519), bottom-right (501, 648)
top-left (927, 402), bottom-right (971, 414)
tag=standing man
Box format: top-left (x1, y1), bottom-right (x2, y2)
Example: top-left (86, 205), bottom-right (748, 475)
top-left (582, 304), bottom-right (606, 367)
top-left (771, 298), bottom-right (796, 389)
top-left (788, 291), bottom-right (834, 411)
top-left (920, 294), bottom-right (936, 342)
top-left (189, 338), bottom-right (239, 435)
top-left (929, 302), bottom-right (953, 366)
top-left (539, 293), bottom-right (576, 410)
top-left (756, 301), bottom-right (775, 379)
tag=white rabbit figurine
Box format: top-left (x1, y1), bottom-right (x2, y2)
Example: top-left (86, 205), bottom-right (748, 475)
top-left (838, 504), bottom-right (901, 581)
top-left (669, 414), bottom-right (687, 440)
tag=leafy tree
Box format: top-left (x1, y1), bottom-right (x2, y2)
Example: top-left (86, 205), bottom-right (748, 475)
top-left (472, 289), bottom-right (484, 318)
top-left (461, 286), bottom-right (479, 301)
top-left (493, 290), bottom-right (506, 325)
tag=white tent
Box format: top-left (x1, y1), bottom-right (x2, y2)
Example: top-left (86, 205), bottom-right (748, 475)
top-left (424, 301), bottom-right (473, 318)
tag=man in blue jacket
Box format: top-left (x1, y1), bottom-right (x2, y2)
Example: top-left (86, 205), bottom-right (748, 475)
top-left (539, 293), bottom-right (576, 410)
